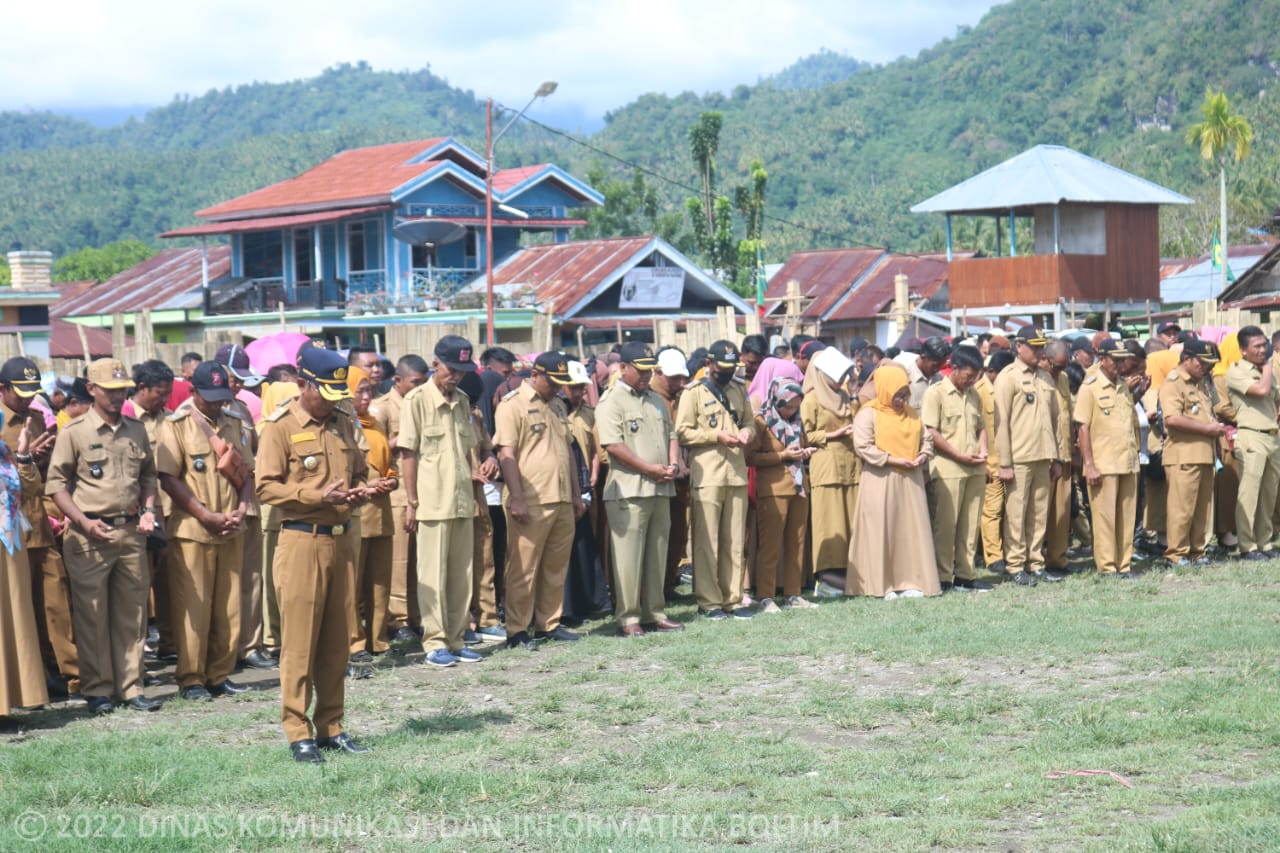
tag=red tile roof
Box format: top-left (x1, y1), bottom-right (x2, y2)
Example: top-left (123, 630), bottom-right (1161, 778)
top-left (198, 138), bottom-right (451, 219)
top-left (826, 254), bottom-right (952, 321)
top-left (488, 237), bottom-right (655, 315)
top-left (53, 246), bottom-right (231, 318)
top-left (50, 319), bottom-right (123, 358)
top-left (763, 248), bottom-right (886, 319)
top-left (491, 165), bottom-right (544, 193)
top-left (162, 206), bottom-right (391, 238)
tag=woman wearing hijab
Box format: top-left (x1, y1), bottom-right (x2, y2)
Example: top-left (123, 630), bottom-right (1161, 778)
top-left (747, 357), bottom-right (805, 412)
top-left (1, 419), bottom-right (48, 731)
top-left (346, 367), bottom-right (398, 666)
top-left (846, 364), bottom-right (940, 598)
top-left (801, 348), bottom-right (859, 594)
top-left (745, 378), bottom-right (816, 612)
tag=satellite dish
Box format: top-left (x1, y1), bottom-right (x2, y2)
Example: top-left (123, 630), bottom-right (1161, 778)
top-left (392, 219), bottom-right (467, 246)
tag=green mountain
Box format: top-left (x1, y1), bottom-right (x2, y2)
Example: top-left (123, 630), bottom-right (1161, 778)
top-left (1, 0), bottom-right (1278, 267)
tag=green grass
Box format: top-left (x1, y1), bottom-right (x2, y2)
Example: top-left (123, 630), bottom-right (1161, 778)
top-left (2, 559), bottom-right (1279, 851)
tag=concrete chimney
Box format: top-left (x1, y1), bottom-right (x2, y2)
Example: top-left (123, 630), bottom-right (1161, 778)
top-left (6, 251), bottom-right (53, 290)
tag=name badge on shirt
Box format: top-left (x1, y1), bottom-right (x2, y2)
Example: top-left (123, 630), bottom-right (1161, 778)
top-left (193, 456), bottom-right (207, 472)
top-left (1191, 403), bottom-right (1200, 415)
top-left (709, 414), bottom-right (718, 428)
top-left (628, 419), bottom-right (640, 433)
top-left (89, 463), bottom-right (103, 479)
top-left (531, 423), bottom-right (545, 434)
top-left (1024, 392), bottom-right (1035, 404)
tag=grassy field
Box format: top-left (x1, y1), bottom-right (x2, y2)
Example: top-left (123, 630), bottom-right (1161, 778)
top-left (2, 558), bottom-right (1278, 852)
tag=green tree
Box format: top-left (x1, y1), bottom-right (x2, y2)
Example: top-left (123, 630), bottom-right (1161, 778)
top-left (1185, 87), bottom-right (1253, 293)
top-left (53, 239), bottom-right (155, 282)
top-left (688, 111), bottom-right (723, 237)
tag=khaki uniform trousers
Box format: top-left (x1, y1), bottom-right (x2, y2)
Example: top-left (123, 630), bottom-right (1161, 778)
top-left (260, 505), bottom-right (282, 649)
top-left (691, 485), bottom-right (748, 612)
top-left (63, 528), bottom-right (149, 700)
top-left (809, 484), bottom-right (856, 573)
top-left (755, 493), bottom-right (808, 599)
top-left (1046, 470), bottom-right (1072, 569)
top-left (1218, 449), bottom-right (1240, 540)
top-left (29, 545), bottom-right (79, 691)
top-left (416, 517), bottom-right (474, 652)
top-left (980, 478), bottom-right (1005, 566)
top-left (388, 504), bottom-right (420, 631)
top-left (350, 535), bottom-right (392, 655)
top-left (1002, 461), bottom-right (1051, 574)
top-left (170, 536), bottom-right (242, 689)
top-left (274, 527), bottom-right (350, 744)
top-left (238, 516), bottom-right (264, 658)
top-left (1088, 473), bottom-right (1138, 575)
top-left (472, 503), bottom-right (500, 629)
top-left (607, 496), bottom-right (670, 626)
top-left (663, 481), bottom-right (691, 596)
top-left (150, 537), bottom-right (175, 655)
top-left (1233, 428), bottom-right (1280, 553)
top-left (504, 502), bottom-right (574, 635)
top-left (1164, 463), bottom-right (1214, 560)
top-left (932, 474), bottom-right (985, 583)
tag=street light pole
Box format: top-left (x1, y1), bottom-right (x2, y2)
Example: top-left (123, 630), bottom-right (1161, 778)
top-left (485, 81), bottom-right (557, 346)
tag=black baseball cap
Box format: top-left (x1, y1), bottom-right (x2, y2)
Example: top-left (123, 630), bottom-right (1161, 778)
top-left (708, 340), bottom-right (740, 369)
top-left (67, 378), bottom-right (92, 403)
top-left (1157, 321), bottom-right (1182, 335)
top-left (533, 352), bottom-right (574, 385)
top-left (298, 343), bottom-right (353, 401)
top-left (1095, 338), bottom-right (1132, 359)
top-left (798, 340), bottom-right (828, 360)
top-left (191, 361), bottom-right (235, 402)
top-left (619, 341), bottom-right (657, 370)
top-left (1070, 338), bottom-right (1094, 354)
top-left (457, 370), bottom-right (483, 406)
top-left (434, 335), bottom-right (478, 373)
top-left (1015, 325), bottom-right (1048, 346)
top-left (0, 357), bottom-right (41, 398)
top-left (1182, 339), bottom-right (1219, 365)
top-left (215, 343), bottom-right (264, 387)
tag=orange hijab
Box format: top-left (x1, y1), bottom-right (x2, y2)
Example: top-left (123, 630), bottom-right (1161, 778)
top-left (870, 364), bottom-right (922, 459)
top-left (346, 367), bottom-right (393, 477)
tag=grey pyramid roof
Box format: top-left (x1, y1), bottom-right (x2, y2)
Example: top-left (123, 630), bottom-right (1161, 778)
top-left (911, 145), bottom-right (1193, 215)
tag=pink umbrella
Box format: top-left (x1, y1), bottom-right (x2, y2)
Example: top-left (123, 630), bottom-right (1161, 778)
top-left (245, 332), bottom-right (312, 374)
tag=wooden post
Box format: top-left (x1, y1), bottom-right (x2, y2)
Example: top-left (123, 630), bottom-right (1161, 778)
top-left (615, 321), bottom-right (624, 347)
top-left (111, 313), bottom-right (127, 354)
top-left (1070, 298), bottom-right (1077, 327)
top-left (575, 325), bottom-right (585, 358)
top-left (279, 302), bottom-right (287, 332)
top-left (15, 333), bottom-right (25, 358)
top-left (1145, 299), bottom-right (1152, 333)
top-left (76, 323), bottom-right (92, 361)
top-left (1104, 299), bottom-right (1112, 331)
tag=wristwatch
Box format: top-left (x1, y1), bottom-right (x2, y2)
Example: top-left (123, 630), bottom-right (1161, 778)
top-left (407, 499), bottom-right (419, 508)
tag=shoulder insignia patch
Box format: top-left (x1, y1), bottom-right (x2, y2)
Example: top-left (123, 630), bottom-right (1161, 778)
top-left (265, 407), bottom-right (290, 422)
top-left (501, 389), bottom-right (519, 402)
top-left (290, 431), bottom-right (317, 444)
top-left (166, 409), bottom-right (190, 421)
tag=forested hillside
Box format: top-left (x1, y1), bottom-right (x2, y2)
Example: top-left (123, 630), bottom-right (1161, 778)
top-left (2, 0), bottom-right (1278, 267)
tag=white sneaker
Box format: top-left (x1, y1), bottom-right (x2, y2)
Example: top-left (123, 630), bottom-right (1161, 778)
top-left (899, 589), bottom-right (925, 598)
top-left (758, 598), bottom-right (782, 614)
top-left (884, 591), bottom-right (899, 600)
top-left (783, 595), bottom-right (819, 609)
top-left (814, 581), bottom-right (843, 598)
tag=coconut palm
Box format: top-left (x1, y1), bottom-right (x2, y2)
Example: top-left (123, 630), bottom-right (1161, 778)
top-left (1185, 87), bottom-right (1253, 293)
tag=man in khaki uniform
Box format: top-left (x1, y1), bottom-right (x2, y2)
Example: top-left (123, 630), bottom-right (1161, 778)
top-left (370, 354), bottom-right (429, 643)
top-left (47, 358), bottom-right (162, 715)
top-left (921, 346), bottom-right (991, 591)
top-left (256, 343), bottom-right (370, 762)
top-left (1040, 341), bottom-right (1074, 572)
top-left (1225, 325), bottom-right (1280, 559)
top-left (494, 352), bottom-right (585, 649)
top-left (399, 336), bottom-right (485, 668)
top-left (976, 350), bottom-right (1013, 573)
top-left (0, 358), bottom-right (77, 696)
top-left (1075, 339), bottom-right (1141, 576)
top-left (1159, 340), bottom-right (1225, 566)
top-left (993, 326), bottom-right (1063, 586)
top-left (676, 340), bottom-right (757, 618)
top-left (157, 362), bottom-right (256, 700)
top-left (652, 348), bottom-right (692, 600)
top-left (597, 342), bottom-right (684, 636)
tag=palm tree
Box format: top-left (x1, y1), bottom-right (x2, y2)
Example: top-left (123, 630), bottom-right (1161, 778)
top-left (1185, 87), bottom-right (1253, 293)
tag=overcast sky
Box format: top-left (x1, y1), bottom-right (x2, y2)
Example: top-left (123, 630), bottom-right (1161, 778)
top-left (3, 0), bottom-right (1001, 125)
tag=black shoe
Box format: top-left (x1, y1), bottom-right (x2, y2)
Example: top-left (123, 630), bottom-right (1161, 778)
top-left (1242, 550), bottom-right (1268, 562)
top-left (241, 650), bottom-right (277, 670)
top-left (1262, 550), bottom-right (1279, 560)
top-left (533, 626), bottom-right (581, 642)
top-left (180, 684), bottom-right (213, 702)
top-left (46, 677), bottom-right (69, 699)
top-left (700, 608), bottom-right (728, 620)
top-left (290, 739), bottom-right (324, 763)
top-left (940, 581), bottom-right (954, 592)
top-left (1117, 572), bottom-right (1136, 579)
top-left (506, 631), bottom-right (539, 650)
top-left (987, 559), bottom-right (1007, 574)
top-left (123, 695), bottom-right (163, 712)
top-left (1010, 571), bottom-right (1038, 586)
top-left (208, 679), bottom-right (254, 697)
top-left (390, 627), bottom-right (418, 643)
top-left (954, 578), bottom-right (994, 592)
top-left (346, 663), bottom-right (374, 679)
top-left (665, 591), bottom-right (697, 602)
top-left (316, 732), bottom-right (370, 754)
top-left (85, 695), bottom-right (114, 715)
top-left (730, 607), bottom-right (754, 619)
top-left (1031, 570), bottom-right (1065, 583)
top-left (349, 650), bottom-right (374, 664)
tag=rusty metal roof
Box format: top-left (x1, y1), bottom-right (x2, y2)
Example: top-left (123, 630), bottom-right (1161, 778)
top-left (763, 248), bottom-right (887, 319)
top-left (50, 319), bottom-right (122, 358)
top-left (52, 246), bottom-right (231, 319)
top-left (826, 254), bottom-right (952, 321)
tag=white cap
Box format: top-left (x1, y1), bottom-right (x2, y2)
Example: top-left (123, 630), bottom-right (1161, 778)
top-left (813, 347), bottom-right (855, 383)
top-left (566, 359), bottom-right (591, 385)
top-left (656, 349), bottom-right (689, 377)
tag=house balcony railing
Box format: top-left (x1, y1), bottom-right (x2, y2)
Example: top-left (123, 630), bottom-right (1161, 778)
top-left (408, 267), bottom-right (479, 298)
top-left (402, 204), bottom-right (570, 219)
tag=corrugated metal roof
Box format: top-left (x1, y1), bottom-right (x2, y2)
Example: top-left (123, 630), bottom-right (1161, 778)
top-left (49, 319), bottom-right (122, 358)
top-left (911, 145), bottom-right (1193, 214)
top-left (162, 205), bottom-right (391, 238)
top-left (1160, 243), bottom-right (1272, 304)
top-left (827, 254), bottom-right (951, 321)
top-left (763, 248), bottom-right (886, 319)
top-left (52, 246), bottom-right (231, 318)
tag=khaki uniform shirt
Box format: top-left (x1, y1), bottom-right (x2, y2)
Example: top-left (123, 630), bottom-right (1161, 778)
top-left (566, 403), bottom-right (598, 471)
top-left (46, 408), bottom-right (157, 515)
top-left (596, 380), bottom-right (675, 500)
top-left (1073, 372), bottom-right (1140, 475)
top-left (1053, 371), bottom-right (1073, 460)
top-left (905, 358), bottom-right (931, 412)
top-left (255, 400), bottom-right (367, 524)
top-left (370, 387), bottom-right (409, 508)
top-left (921, 376), bottom-right (984, 480)
top-left (493, 382), bottom-right (575, 506)
top-left (1225, 360), bottom-right (1279, 433)
top-left (1142, 384), bottom-right (1164, 456)
top-left (993, 360), bottom-right (1061, 465)
top-left (155, 400), bottom-right (254, 543)
top-left (744, 415), bottom-right (810, 496)
top-left (974, 374), bottom-right (1000, 474)
top-left (1158, 367), bottom-right (1217, 465)
top-left (675, 378), bottom-right (756, 488)
top-left (799, 395), bottom-right (858, 486)
top-left (399, 379), bottom-right (476, 521)
top-left (0, 402), bottom-right (53, 547)
top-left (127, 401), bottom-right (174, 516)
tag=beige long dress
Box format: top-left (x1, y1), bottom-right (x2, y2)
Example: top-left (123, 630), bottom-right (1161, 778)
top-left (2, 463), bottom-right (50, 716)
top-left (845, 407), bottom-right (941, 597)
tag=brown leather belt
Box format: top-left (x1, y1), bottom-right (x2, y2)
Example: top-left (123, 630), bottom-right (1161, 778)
top-left (282, 520), bottom-right (347, 536)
